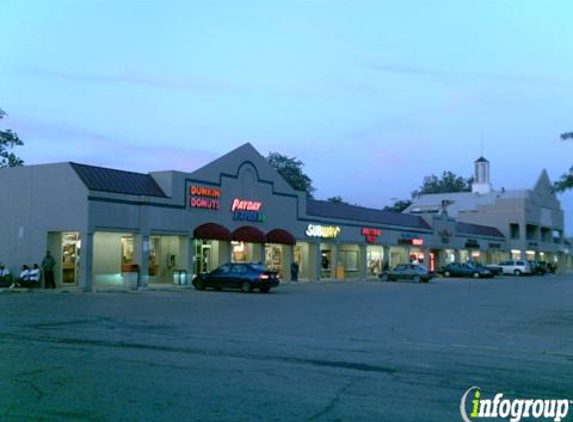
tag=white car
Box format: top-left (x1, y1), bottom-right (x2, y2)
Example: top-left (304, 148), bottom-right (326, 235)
top-left (497, 260), bottom-right (532, 276)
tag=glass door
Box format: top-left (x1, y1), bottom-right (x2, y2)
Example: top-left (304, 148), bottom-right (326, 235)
top-left (62, 232), bottom-right (80, 285)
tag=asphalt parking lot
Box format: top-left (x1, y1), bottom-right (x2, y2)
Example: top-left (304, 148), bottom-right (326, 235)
top-left (1, 274), bottom-right (573, 422)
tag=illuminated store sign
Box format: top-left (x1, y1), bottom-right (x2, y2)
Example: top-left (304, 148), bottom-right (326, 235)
top-left (231, 198), bottom-right (266, 222)
top-left (362, 228), bottom-right (381, 243)
top-left (398, 238), bottom-right (425, 246)
top-left (189, 185), bottom-right (221, 210)
top-left (306, 224), bottom-right (341, 239)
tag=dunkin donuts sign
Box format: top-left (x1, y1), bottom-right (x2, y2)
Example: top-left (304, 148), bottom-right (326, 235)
top-left (189, 185), bottom-right (221, 210)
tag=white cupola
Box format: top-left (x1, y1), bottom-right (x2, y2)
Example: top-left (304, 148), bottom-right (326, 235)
top-left (472, 156), bottom-right (492, 194)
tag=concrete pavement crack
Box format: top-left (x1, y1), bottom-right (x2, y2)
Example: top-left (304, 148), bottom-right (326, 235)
top-left (306, 378), bottom-right (361, 421)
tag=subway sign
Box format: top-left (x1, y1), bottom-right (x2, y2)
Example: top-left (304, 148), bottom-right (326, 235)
top-left (306, 224), bottom-right (341, 239)
top-left (231, 198), bottom-right (266, 223)
top-left (189, 185), bottom-right (221, 210)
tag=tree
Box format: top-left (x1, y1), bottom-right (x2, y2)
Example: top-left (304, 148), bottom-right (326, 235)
top-left (326, 195), bottom-right (348, 204)
top-left (266, 152), bottom-right (315, 197)
top-left (384, 171), bottom-right (472, 212)
top-left (554, 133), bottom-right (572, 192)
top-left (411, 171), bottom-right (472, 198)
top-left (383, 199), bottom-right (412, 213)
top-left (0, 108), bottom-right (24, 167)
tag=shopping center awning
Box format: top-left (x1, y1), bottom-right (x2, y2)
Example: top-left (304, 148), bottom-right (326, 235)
top-left (193, 223), bottom-right (232, 241)
top-left (266, 229), bottom-right (296, 245)
top-left (232, 226), bottom-right (266, 244)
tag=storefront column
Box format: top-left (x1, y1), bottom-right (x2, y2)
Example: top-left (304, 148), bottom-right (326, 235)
top-left (331, 244), bottom-right (339, 279)
top-left (457, 249), bottom-right (464, 263)
top-left (382, 246), bottom-right (390, 268)
top-left (309, 242), bottom-right (321, 281)
top-left (219, 242), bottom-right (232, 264)
top-left (359, 245), bottom-right (367, 279)
top-left (79, 231), bottom-right (94, 292)
top-left (258, 244), bottom-right (266, 264)
top-left (134, 234), bottom-right (150, 288)
top-left (282, 244), bottom-right (294, 282)
top-left (187, 238), bottom-right (195, 276)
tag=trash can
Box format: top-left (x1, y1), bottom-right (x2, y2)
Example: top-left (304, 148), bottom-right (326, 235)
top-left (121, 264), bottom-right (140, 290)
top-left (172, 269), bottom-right (189, 286)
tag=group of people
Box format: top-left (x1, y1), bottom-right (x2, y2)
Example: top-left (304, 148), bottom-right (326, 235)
top-left (0, 251), bottom-right (56, 289)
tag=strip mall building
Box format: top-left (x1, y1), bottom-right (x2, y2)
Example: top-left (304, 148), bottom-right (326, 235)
top-left (0, 143), bottom-right (569, 291)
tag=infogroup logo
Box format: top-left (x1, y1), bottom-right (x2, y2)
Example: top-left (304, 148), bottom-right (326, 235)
top-left (460, 387), bottom-right (571, 422)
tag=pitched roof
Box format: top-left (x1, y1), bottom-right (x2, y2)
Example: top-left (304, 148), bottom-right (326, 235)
top-left (456, 221), bottom-right (504, 238)
top-left (70, 162), bottom-right (167, 197)
top-left (307, 200), bottom-right (431, 230)
top-left (475, 156), bottom-right (489, 163)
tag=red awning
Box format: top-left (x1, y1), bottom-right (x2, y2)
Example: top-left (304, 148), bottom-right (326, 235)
top-left (232, 226), bottom-right (266, 244)
top-left (193, 223), bottom-right (232, 241)
top-left (266, 229), bottom-right (296, 245)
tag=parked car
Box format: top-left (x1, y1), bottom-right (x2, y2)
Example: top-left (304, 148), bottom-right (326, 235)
top-left (497, 260), bottom-right (532, 276)
top-left (467, 261), bottom-right (502, 275)
top-left (538, 261), bottom-right (557, 274)
top-left (192, 262), bottom-right (279, 293)
top-left (528, 260), bottom-right (546, 275)
top-left (439, 262), bottom-right (494, 278)
top-left (379, 264), bottom-right (434, 283)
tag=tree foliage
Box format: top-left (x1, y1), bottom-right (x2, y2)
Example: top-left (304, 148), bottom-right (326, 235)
top-left (411, 171), bottom-right (472, 198)
top-left (266, 152), bottom-right (315, 197)
top-left (326, 195), bottom-right (347, 204)
top-left (554, 134), bottom-right (572, 192)
top-left (384, 171), bottom-right (472, 212)
top-left (0, 108), bottom-right (24, 167)
top-left (383, 199), bottom-right (412, 213)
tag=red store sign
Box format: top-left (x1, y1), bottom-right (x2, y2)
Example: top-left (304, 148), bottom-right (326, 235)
top-left (362, 228), bottom-right (382, 243)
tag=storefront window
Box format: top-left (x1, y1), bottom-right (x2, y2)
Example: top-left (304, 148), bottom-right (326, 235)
top-left (232, 241), bottom-right (247, 263)
top-left (366, 246), bottom-right (383, 276)
top-left (339, 250), bottom-right (359, 272)
top-left (265, 245), bottom-right (283, 277)
top-left (121, 236), bottom-right (134, 264)
top-left (148, 236), bottom-right (161, 277)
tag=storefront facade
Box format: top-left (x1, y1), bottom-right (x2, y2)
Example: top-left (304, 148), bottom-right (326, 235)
top-left (0, 143), bottom-right (552, 291)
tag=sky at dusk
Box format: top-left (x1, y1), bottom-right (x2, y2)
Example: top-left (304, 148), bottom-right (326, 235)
top-left (1, 1), bottom-right (572, 232)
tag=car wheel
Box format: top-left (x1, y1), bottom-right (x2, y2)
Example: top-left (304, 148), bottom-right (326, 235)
top-left (380, 274), bottom-right (390, 282)
top-left (444, 271), bottom-right (451, 277)
top-left (241, 280), bottom-right (253, 293)
top-left (473, 272), bottom-right (480, 279)
top-left (194, 279), bottom-right (205, 291)
top-left (413, 275), bottom-right (421, 283)
top-left (514, 270), bottom-right (522, 276)
top-left (260, 287), bottom-right (270, 293)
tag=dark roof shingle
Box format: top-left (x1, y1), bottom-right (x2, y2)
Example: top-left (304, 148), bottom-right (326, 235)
top-left (456, 221), bottom-right (504, 238)
top-left (307, 200), bottom-right (431, 230)
top-left (70, 162), bottom-right (166, 198)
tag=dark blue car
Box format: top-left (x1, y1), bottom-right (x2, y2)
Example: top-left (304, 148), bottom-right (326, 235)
top-left (440, 262), bottom-right (494, 279)
top-left (192, 262), bottom-right (280, 293)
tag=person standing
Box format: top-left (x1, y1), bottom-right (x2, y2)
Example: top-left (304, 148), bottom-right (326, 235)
top-left (42, 251), bottom-right (56, 289)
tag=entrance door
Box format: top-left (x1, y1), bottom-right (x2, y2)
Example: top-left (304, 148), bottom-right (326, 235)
top-left (61, 232), bottom-right (80, 285)
top-left (195, 240), bottom-right (212, 274)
